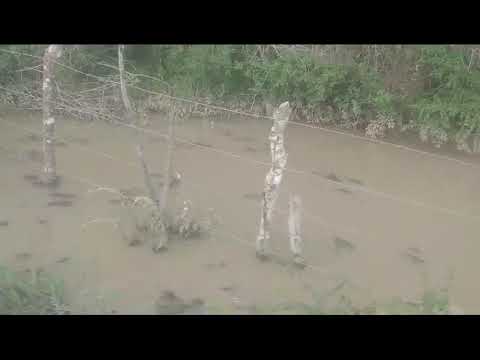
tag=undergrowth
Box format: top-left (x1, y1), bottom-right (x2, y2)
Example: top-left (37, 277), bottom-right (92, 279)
top-left (0, 266), bottom-right (69, 315)
top-left (2, 44), bottom-right (480, 152)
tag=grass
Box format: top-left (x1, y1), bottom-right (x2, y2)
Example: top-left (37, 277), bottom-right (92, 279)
top-left (0, 266), bottom-right (69, 315)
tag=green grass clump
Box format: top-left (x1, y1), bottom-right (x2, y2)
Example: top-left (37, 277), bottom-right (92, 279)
top-left (0, 266), bottom-right (69, 315)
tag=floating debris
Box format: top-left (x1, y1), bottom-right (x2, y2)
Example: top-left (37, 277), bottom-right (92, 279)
top-left (49, 192), bottom-right (76, 199)
top-left (205, 261), bottom-right (227, 270)
top-left (47, 200), bottom-right (73, 207)
top-left (403, 247), bottom-right (425, 264)
top-left (346, 177), bottom-right (365, 186)
top-left (245, 146), bottom-right (258, 153)
top-left (220, 285), bottom-right (235, 292)
top-left (0, 220), bottom-right (8, 227)
top-left (118, 187), bottom-right (144, 198)
top-left (325, 172), bottom-right (343, 183)
top-left (336, 188), bottom-right (353, 195)
top-left (30, 176), bottom-right (62, 190)
top-left (155, 290), bottom-right (206, 315)
top-left (192, 141), bottom-right (213, 148)
top-left (15, 252), bottom-right (32, 261)
top-left (334, 236), bottom-right (355, 254)
top-left (56, 257), bottom-right (71, 264)
top-left (108, 198), bottom-right (122, 205)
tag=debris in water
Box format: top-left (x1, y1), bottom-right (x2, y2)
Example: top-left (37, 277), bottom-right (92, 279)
top-left (346, 177), bottom-right (365, 186)
top-left (220, 285), bottom-right (235, 292)
top-left (16, 252), bottom-right (32, 261)
top-left (403, 247), bottom-right (425, 264)
top-left (192, 141), bottom-right (213, 148)
top-left (336, 188), bottom-right (353, 195)
top-left (49, 192), bottom-right (76, 199)
top-left (56, 257), bottom-right (71, 264)
top-left (0, 220), bottom-right (8, 227)
top-left (155, 290), bottom-right (206, 315)
top-left (205, 261), bottom-right (227, 270)
top-left (108, 199), bottom-right (122, 205)
top-left (47, 200), bottom-right (73, 207)
top-left (334, 236), bottom-right (355, 254)
top-left (30, 176), bottom-right (62, 190)
top-left (119, 187), bottom-right (144, 198)
top-left (325, 172), bottom-right (343, 183)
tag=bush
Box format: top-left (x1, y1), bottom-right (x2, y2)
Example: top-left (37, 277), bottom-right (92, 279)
top-left (0, 266), bottom-right (69, 315)
top-left (409, 45), bottom-right (480, 148)
top-left (5, 44), bottom-right (480, 152)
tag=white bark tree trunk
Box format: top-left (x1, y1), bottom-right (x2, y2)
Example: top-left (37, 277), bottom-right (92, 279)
top-left (160, 104), bottom-right (177, 214)
top-left (152, 104), bottom-right (177, 252)
top-left (256, 101), bottom-right (292, 259)
top-left (288, 194), bottom-right (305, 267)
top-left (42, 45), bottom-right (63, 185)
top-left (118, 45), bottom-right (134, 123)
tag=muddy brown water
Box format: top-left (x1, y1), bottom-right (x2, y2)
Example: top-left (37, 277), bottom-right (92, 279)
top-left (1, 107), bottom-right (480, 314)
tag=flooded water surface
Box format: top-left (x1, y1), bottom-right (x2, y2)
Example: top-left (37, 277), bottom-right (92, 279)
top-left (1, 108), bottom-right (480, 314)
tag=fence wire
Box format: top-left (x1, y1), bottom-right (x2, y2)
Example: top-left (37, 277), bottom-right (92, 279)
top-left (2, 47), bottom-right (480, 169)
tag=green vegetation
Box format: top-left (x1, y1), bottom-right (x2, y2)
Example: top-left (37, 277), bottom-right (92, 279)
top-left (2, 44), bottom-right (480, 151)
top-left (248, 288), bottom-right (453, 315)
top-left (0, 266), bottom-right (69, 315)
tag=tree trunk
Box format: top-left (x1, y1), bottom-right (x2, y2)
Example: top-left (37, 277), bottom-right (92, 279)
top-left (256, 101), bottom-right (292, 259)
top-left (118, 45), bottom-right (134, 123)
top-left (136, 144), bottom-right (161, 209)
top-left (288, 194), bottom-right (305, 268)
top-left (160, 104), bottom-right (177, 214)
top-left (152, 104), bottom-right (177, 252)
top-left (42, 45), bottom-right (63, 185)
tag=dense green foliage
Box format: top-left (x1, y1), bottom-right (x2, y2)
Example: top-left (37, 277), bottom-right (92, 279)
top-left (2, 44), bottom-right (480, 151)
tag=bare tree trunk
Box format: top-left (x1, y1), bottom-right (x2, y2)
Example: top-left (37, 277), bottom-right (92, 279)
top-left (42, 45), bottom-right (63, 185)
top-left (151, 104), bottom-right (177, 252)
top-left (256, 101), bottom-right (292, 259)
top-left (136, 144), bottom-right (160, 209)
top-left (160, 104), bottom-right (177, 214)
top-left (118, 45), bottom-right (134, 123)
top-left (288, 194), bottom-right (305, 268)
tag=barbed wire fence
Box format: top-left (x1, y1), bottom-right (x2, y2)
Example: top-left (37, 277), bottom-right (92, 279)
top-left (0, 47), bottom-right (479, 280)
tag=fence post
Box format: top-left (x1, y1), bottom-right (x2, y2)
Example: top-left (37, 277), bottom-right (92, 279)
top-left (42, 45), bottom-right (63, 185)
top-left (118, 44), bottom-right (134, 124)
top-left (288, 194), bottom-right (305, 267)
top-left (256, 101), bottom-right (292, 259)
